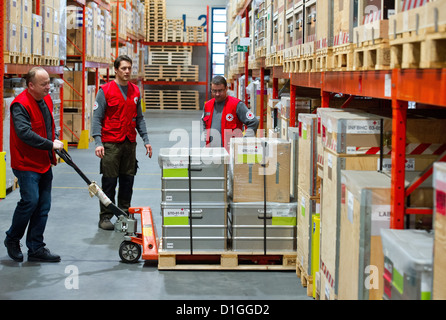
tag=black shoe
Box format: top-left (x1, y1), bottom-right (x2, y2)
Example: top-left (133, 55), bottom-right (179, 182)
top-left (4, 239), bottom-right (24, 262)
top-left (28, 247), bottom-right (61, 262)
top-left (98, 217), bottom-right (114, 230)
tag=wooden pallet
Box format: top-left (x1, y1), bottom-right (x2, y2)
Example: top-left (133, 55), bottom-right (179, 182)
top-left (163, 19), bottom-right (184, 42)
top-left (296, 260), bottom-right (313, 297)
top-left (144, 64), bottom-right (199, 81)
top-left (4, 51), bottom-right (21, 64)
top-left (186, 26), bottom-right (205, 42)
top-left (390, 27), bottom-right (446, 69)
top-left (298, 53), bottom-right (316, 72)
top-left (31, 54), bottom-right (41, 65)
top-left (144, 90), bottom-right (199, 110)
top-left (315, 47), bottom-right (333, 72)
top-left (158, 250), bottom-right (297, 271)
top-left (353, 39), bottom-right (391, 70)
top-left (148, 51), bottom-right (192, 65)
top-left (20, 54), bottom-right (32, 65)
top-left (41, 56), bottom-right (60, 66)
top-left (332, 43), bottom-right (354, 71)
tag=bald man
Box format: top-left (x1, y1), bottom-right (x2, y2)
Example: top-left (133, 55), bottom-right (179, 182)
top-left (4, 67), bottom-right (63, 263)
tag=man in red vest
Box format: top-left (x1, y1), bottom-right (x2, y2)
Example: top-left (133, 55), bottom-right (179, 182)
top-left (92, 55), bottom-right (152, 230)
top-left (202, 76), bottom-right (259, 151)
top-left (4, 67), bottom-right (64, 262)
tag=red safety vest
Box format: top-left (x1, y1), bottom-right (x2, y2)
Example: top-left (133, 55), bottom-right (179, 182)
top-left (100, 80), bottom-right (140, 143)
top-left (203, 96), bottom-right (244, 151)
top-left (9, 89), bottom-right (56, 173)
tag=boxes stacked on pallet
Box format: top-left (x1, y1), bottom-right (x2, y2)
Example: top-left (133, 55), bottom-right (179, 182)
top-left (433, 162), bottom-right (446, 300)
top-left (229, 138), bottom-right (296, 253)
top-left (389, 0), bottom-right (446, 69)
top-left (338, 171), bottom-right (433, 300)
top-left (158, 148), bottom-right (229, 252)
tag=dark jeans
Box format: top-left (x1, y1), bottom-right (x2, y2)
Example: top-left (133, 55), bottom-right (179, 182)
top-left (5, 168), bottom-right (53, 254)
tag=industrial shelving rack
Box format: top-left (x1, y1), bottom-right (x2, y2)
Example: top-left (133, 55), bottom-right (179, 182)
top-left (141, 5), bottom-right (211, 104)
top-left (229, 0), bottom-right (446, 230)
top-left (65, 0), bottom-right (113, 146)
top-left (0, 0), bottom-right (65, 151)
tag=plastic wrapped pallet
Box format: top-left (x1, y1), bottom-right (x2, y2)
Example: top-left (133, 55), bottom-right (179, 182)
top-left (229, 201), bottom-right (297, 252)
top-left (433, 162), bottom-right (446, 300)
top-left (338, 170), bottom-right (432, 300)
top-left (229, 137), bottom-right (291, 203)
top-left (381, 229), bottom-right (433, 300)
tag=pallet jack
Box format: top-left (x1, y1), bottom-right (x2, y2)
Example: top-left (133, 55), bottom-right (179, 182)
top-left (55, 149), bottom-right (159, 264)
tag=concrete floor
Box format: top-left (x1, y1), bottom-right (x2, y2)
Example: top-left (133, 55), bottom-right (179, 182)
top-left (0, 109), bottom-right (312, 301)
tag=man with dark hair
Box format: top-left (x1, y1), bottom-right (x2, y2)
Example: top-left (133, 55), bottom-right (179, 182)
top-left (202, 75), bottom-right (259, 151)
top-left (4, 67), bottom-right (64, 262)
top-left (92, 55), bottom-right (152, 230)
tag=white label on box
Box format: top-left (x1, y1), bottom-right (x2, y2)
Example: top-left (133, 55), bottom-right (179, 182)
top-left (346, 120), bottom-right (381, 134)
top-left (377, 158), bottom-right (415, 171)
top-left (372, 205), bottom-right (391, 221)
top-left (346, 146), bottom-right (357, 154)
top-left (163, 162), bottom-right (187, 169)
top-left (167, 242), bottom-right (174, 249)
top-left (164, 208), bottom-right (188, 217)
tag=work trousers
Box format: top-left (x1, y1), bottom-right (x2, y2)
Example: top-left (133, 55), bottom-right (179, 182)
top-left (99, 139), bottom-right (138, 218)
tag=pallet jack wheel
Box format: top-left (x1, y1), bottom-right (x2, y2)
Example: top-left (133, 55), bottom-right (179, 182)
top-left (119, 241), bottom-right (141, 263)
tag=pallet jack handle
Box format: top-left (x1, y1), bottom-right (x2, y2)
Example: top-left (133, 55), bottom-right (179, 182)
top-left (55, 149), bottom-right (128, 218)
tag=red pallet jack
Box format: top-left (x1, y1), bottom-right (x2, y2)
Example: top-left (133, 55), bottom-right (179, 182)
top-left (56, 149), bottom-right (159, 264)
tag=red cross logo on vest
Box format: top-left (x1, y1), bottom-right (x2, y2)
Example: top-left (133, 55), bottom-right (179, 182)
top-left (226, 113), bottom-right (234, 122)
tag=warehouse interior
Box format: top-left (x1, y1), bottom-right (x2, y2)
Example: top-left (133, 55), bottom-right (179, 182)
top-left (1, 0), bottom-right (446, 303)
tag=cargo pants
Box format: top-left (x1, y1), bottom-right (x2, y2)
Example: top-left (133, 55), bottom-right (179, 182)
top-left (99, 139), bottom-right (138, 219)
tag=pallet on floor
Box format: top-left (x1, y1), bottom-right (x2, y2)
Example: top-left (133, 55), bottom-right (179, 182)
top-left (158, 250), bottom-right (297, 270)
top-left (296, 260), bottom-right (313, 297)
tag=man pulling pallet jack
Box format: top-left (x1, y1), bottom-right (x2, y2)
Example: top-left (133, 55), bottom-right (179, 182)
top-left (56, 149), bottom-right (158, 263)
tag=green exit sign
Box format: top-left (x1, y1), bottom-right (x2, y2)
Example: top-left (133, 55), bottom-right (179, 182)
top-left (237, 45), bottom-right (248, 52)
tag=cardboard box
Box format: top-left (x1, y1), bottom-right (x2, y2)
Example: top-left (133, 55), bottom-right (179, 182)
top-left (433, 162), bottom-right (446, 300)
top-left (4, 22), bottom-right (19, 53)
top-left (52, 33), bottom-right (59, 58)
top-left (298, 113), bottom-right (320, 197)
top-left (5, 0), bottom-right (21, 24)
top-left (42, 31), bottom-right (52, 57)
top-left (297, 187), bottom-right (320, 277)
top-left (31, 14), bottom-right (42, 56)
top-left (320, 149), bottom-right (437, 300)
top-left (21, 0), bottom-right (32, 27)
top-left (20, 25), bottom-right (31, 56)
top-left (230, 138), bottom-right (291, 203)
top-left (42, 5), bottom-right (53, 33)
top-left (62, 113), bottom-right (83, 143)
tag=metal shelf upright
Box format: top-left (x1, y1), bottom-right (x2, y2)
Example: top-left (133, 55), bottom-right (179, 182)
top-left (65, 0), bottom-right (111, 146)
